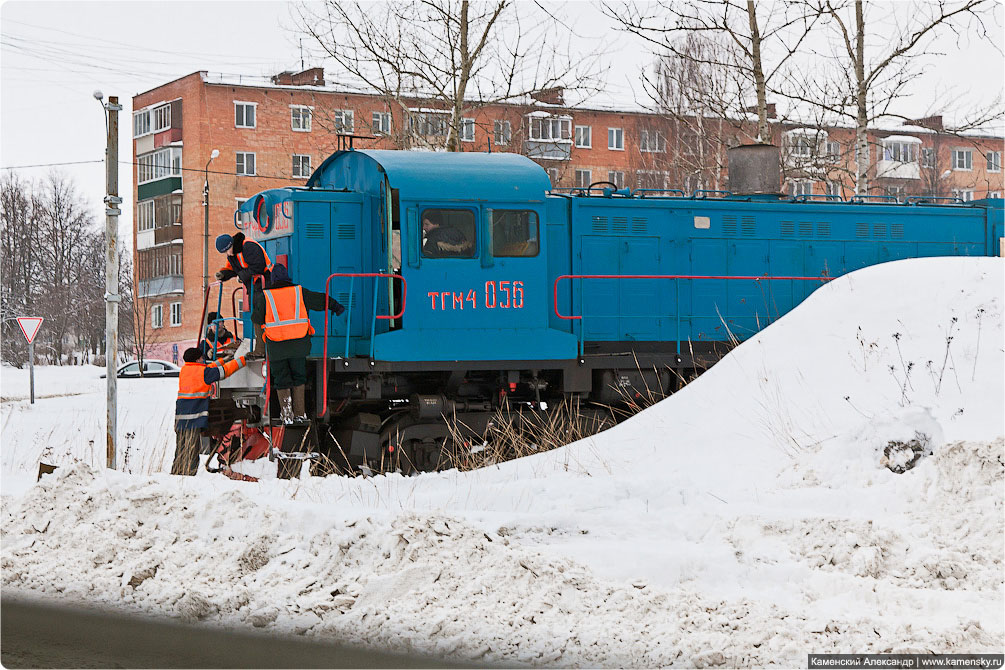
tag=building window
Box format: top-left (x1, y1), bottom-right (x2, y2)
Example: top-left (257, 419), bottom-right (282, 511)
top-left (137, 147), bottom-right (182, 184)
top-left (952, 149), bottom-right (973, 171)
top-left (789, 135), bottom-right (814, 158)
top-left (235, 102), bottom-right (256, 129)
top-left (826, 141), bottom-right (840, 159)
top-left (133, 110), bottom-right (151, 138)
top-left (493, 120), bottom-right (511, 146)
top-left (460, 118), bottom-right (475, 142)
top-left (411, 111), bottom-right (448, 137)
top-left (547, 168), bottom-right (559, 186)
top-left (989, 191), bottom-right (1001, 198)
top-left (608, 127), bottom-right (624, 151)
top-left (169, 302), bottom-right (182, 327)
top-left (825, 181), bottom-right (841, 197)
top-left (639, 129), bottom-right (666, 153)
top-left (236, 152), bottom-right (256, 176)
top-left (574, 125), bottom-right (591, 148)
top-left (575, 169), bottom-right (592, 188)
top-left (789, 181), bottom-right (813, 197)
top-left (291, 105), bottom-right (312, 132)
top-left (151, 304), bottom-right (163, 329)
top-left (987, 151), bottom-right (1001, 172)
top-left (528, 115), bottom-right (571, 141)
top-left (952, 188), bottom-right (974, 202)
top-left (921, 148), bottom-right (936, 168)
top-left (608, 171), bottom-right (624, 188)
top-left (636, 170), bottom-right (667, 189)
top-left (152, 104), bottom-right (171, 133)
top-left (884, 185), bottom-right (905, 201)
top-left (137, 200), bottom-right (155, 232)
top-left (882, 139), bottom-right (918, 163)
top-left (292, 154), bottom-right (311, 178)
top-left (334, 109), bottom-right (354, 134)
top-left (372, 112), bottom-right (391, 135)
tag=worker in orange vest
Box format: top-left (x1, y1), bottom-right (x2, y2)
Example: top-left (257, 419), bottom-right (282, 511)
top-left (172, 347), bottom-right (248, 475)
top-left (216, 232), bottom-right (274, 352)
top-left (251, 264), bottom-right (344, 424)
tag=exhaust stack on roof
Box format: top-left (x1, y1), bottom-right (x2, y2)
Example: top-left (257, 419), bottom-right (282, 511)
top-left (728, 144), bottom-right (781, 196)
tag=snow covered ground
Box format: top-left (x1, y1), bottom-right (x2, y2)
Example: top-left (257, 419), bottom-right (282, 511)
top-left (2, 257), bottom-right (1003, 667)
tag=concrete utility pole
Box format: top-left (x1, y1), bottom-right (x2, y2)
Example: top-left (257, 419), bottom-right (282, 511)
top-left (97, 91), bottom-right (121, 470)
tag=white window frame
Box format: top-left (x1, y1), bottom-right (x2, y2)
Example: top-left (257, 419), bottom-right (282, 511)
top-left (372, 111), bottom-right (391, 135)
top-left (825, 181), bottom-right (841, 197)
top-left (291, 105), bottom-right (312, 132)
top-left (989, 191), bottom-right (1001, 198)
top-left (639, 129), bottom-right (666, 153)
top-left (608, 127), bottom-right (624, 151)
top-left (292, 154), bottom-right (312, 179)
top-left (169, 302), bottom-right (182, 327)
top-left (546, 167), bottom-right (559, 186)
top-left (826, 140), bottom-right (840, 159)
top-left (636, 169), bottom-right (668, 189)
top-left (882, 138), bottom-right (919, 163)
top-left (952, 148), bottom-right (973, 171)
top-left (235, 101), bottom-right (257, 129)
top-left (460, 117), bottom-right (475, 142)
top-left (789, 180), bottom-right (813, 197)
top-left (152, 104), bottom-right (171, 133)
top-left (137, 147), bottom-right (183, 185)
top-left (574, 125), bottom-right (592, 148)
top-left (137, 200), bottom-right (155, 232)
top-left (527, 115), bottom-right (572, 142)
top-left (986, 151), bottom-right (1001, 173)
top-left (493, 120), bottom-right (511, 146)
top-left (921, 147), bottom-right (936, 168)
top-left (151, 304), bottom-right (163, 329)
top-left (608, 171), bottom-right (624, 189)
top-left (236, 152), bottom-right (256, 176)
top-left (133, 109), bottom-right (151, 138)
top-left (574, 169), bottom-right (592, 188)
top-left (952, 188), bottom-right (975, 202)
top-left (334, 109), bottom-right (354, 134)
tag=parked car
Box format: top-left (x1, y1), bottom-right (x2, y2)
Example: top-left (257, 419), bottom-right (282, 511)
top-left (100, 360), bottom-right (180, 379)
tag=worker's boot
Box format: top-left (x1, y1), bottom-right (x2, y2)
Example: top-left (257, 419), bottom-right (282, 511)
top-left (276, 388), bottom-right (294, 425)
top-left (291, 385), bottom-right (309, 424)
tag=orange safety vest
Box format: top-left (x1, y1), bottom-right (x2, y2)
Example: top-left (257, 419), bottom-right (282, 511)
top-left (263, 285), bottom-right (314, 341)
top-left (177, 362), bottom-right (215, 400)
top-left (233, 240), bottom-right (274, 273)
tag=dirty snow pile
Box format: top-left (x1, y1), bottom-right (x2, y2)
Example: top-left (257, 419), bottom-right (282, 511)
top-left (2, 257), bottom-right (1003, 667)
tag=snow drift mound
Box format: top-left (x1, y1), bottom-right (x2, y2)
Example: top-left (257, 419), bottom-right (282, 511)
top-left (3, 463), bottom-right (1002, 668)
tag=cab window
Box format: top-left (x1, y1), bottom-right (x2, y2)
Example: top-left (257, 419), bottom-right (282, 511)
top-left (492, 210), bottom-right (539, 257)
top-left (421, 208), bottom-right (476, 258)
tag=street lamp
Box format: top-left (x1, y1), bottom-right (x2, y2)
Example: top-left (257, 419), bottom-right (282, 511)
top-left (203, 149), bottom-right (220, 293)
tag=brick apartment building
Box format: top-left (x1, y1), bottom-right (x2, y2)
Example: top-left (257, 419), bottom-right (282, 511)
top-left (132, 68), bottom-right (1004, 360)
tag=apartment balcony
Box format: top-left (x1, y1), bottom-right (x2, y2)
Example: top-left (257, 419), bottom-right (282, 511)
top-left (139, 275), bottom-right (184, 298)
top-left (875, 160), bottom-right (920, 180)
top-left (524, 139), bottom-right (572, 161)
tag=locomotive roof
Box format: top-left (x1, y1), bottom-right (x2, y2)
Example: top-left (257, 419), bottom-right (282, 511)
top-left (306, 149), bottom-right (551, 202)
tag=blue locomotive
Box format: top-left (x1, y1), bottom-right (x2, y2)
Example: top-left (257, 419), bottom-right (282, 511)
top-left (221, 147), bottom-right (1003, 471)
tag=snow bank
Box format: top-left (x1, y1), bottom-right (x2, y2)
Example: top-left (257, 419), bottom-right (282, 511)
top-left (3, 454), bottom-right (1001, 667)
top-left (2, 258), bottom-right (1003, 666)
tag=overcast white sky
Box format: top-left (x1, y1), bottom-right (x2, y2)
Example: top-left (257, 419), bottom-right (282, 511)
top-left (1, 0), bottom-right (1003, 238)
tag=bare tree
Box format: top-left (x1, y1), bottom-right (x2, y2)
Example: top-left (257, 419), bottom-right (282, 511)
top-left (295, 0), bottom-right (603, 151)
top-left (608, 0), bottom-right (820, 142)
top-left (780, 0), bottom-right (998, 194)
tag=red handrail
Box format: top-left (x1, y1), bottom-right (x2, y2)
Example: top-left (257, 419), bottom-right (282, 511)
top-left (319, 272), bottom-right (406, 418)
top-left (553, 273), bottom-right (832, 320)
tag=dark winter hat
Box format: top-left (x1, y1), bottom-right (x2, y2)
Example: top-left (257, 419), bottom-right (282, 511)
top-left (215, 234), bottom-right (233, 253)
top-left (206, 311), bottom-right (219, 323)
top-left (183, 347), bottom-right (203, 363)
top-left (269, 263), bottom-right (291, 287)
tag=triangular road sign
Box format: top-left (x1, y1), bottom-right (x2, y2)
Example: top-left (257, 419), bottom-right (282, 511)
top-left (16, 317), bottom-right (43, 344)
